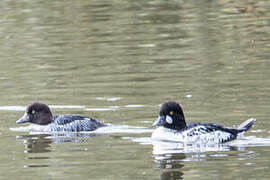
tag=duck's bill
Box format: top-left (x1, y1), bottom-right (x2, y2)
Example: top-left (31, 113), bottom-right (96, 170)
top-left (16, 113), bottom-right (30, 124)
top-left (152, 116), bottom-right (166, 127)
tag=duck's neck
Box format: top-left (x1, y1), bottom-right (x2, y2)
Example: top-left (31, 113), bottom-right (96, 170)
top-left (164, 118), bottom-right (187, 131)
top-left (37, 112), bottom-right (53, 125)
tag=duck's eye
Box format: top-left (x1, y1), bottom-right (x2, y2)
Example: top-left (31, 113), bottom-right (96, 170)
top-left (169, 111), bottom-right (174, 116)
top-left (31, 110), bottom-right (35, 114)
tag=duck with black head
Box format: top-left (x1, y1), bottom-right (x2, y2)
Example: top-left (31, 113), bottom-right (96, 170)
top-left (16, 102), bottom-right (107, 132)
top-left (152, 101), bottom-right (256, 144)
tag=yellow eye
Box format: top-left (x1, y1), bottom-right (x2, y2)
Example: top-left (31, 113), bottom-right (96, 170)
top-left (31, 110), bottom-right (35, 114)
top-left (169, 111), bottom-right (173, 116)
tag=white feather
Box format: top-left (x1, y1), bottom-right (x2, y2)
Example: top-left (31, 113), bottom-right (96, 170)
top-left (151, 126), bottom-right (233, 144)
top-left (166, 115), bottom-right (173, 124)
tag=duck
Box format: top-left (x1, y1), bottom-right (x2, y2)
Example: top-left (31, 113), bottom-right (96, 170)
top-left (16, 102), bottom-right (107, 132)
top-left (151, 101), bottom-right (256, 144)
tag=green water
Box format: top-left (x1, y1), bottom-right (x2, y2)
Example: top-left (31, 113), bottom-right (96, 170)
top-left (0, 0), bottom-right (270, 179)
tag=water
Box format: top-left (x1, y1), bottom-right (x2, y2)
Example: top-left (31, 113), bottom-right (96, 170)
top-left (0, 0), bottom-right (270, 179)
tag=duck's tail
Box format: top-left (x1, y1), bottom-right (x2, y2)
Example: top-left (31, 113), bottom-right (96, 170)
top-left (237, 118), bottom-right (256, 132)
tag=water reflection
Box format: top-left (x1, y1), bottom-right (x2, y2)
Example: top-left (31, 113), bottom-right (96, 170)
top-left (1, 0), bottom-right (270, 179)
top-left (18, 134), bottom-right (52, 153)
top-left (150, 141), bottom-right (248, 180)
top-left (16, 133), bottom-right (106, 153)
top-left (152, 141), bottom-right (231, 155)
top-left (154, 153), bottom-right (185, 169)
top-left (160, 171), bottom-right (184, 180)
top-left (131, 137), bottom-right (232, 155)
top-left (130, 135), bottom-right (270, 179)
top-left (154, 153), bottom-right (185, 180)
top-left (133, 135), bottom-right (270, 157)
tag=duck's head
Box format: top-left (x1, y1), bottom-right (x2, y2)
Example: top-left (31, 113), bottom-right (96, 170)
top-left (152, 101), bottom-right (187, 130)
top-left (16, 102), bottom-right (53, 125)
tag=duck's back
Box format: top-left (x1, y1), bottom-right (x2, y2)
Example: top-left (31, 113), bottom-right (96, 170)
top-left (48, 115), bottom-right (106, 132)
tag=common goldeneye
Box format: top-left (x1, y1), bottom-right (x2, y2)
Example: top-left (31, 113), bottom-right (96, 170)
top-left (151, 101), bottom-right (256, 144)
top-left (16, 102), bottom-right (106, 132)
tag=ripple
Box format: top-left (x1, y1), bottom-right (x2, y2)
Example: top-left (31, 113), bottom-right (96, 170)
top-left (186, 94), bottom-right (192, 98)
top-left (93, 125), bottom-right (153, 134)
top-left (124, 104), bottom-right (145, 108)
top-left (1, 104), bottom-right (146, 112)
top-left (137, 43), bottom-right (156, 48)
top-left (50, 105), bottom-right (86, 109)
top-left (10, 124), bottom-right (152, 135)
top-left (0, 106), bottom-right (25, 111)
top-left (227, 136), bottom-right (270, 147)
top-left (96, 97), bottom-right (121, 102)
top-left (85, 106), bottom-right (118, 111)
top-left (107, 97), bottom-right (121, 101)
top-left (0, 105), bottom-right (85, 111)
top-left (130, 135), bottom-right (270, 155)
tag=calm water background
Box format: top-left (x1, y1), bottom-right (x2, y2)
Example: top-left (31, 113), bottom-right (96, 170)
top-left (0, 0), bottom-right (270, 179)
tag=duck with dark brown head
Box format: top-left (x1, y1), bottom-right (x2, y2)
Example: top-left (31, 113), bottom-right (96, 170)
top-left (16, 102), bottom-right (106, 132)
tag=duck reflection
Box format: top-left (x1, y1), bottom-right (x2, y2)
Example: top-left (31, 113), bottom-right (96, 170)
top-left (16, 133), bottom-right (108, 153)
top-left (154, 153), bottom-right (185, 169)
top-left (160, 171), bottom-right (184, 180)
top-left (154, 153), bottom-right (185, 180)
top-left (17, 134), bottom-right (52, 153)
top-left (151, 140), bottom-right (232, 180)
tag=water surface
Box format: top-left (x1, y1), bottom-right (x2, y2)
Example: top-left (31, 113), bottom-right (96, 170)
top-left (0, 0), bottom-right (270, 179)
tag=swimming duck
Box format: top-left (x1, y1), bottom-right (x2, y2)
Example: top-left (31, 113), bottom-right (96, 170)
top-left (152, 101), bottom-right (256, 144)
top-left (16, 102), bottom-right (106, 132)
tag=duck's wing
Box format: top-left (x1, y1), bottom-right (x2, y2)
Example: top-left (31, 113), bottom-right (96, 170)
top-left (185, 123), bottom-right (238, 143)
top-left (51, 115), bottom-right (106, 131)
top-left (53, 115), bottom-right (91, 124)
top-left (195, 119), bottom-right (256, 135)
